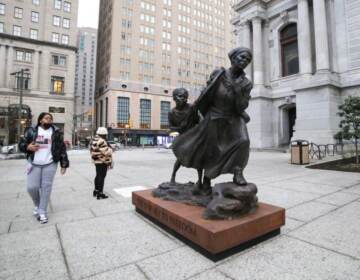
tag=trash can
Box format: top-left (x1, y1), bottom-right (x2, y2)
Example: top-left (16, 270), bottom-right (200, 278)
top-left (291, 140), bottom-right (310, 165)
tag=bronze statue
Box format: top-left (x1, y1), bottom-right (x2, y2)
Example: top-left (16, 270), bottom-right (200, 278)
top-left (168, 88), bottom-right (201, 185)
top-left (154, 47), bottom-right (258, 219)
top-left (173, 47), bottom-right (252, 193)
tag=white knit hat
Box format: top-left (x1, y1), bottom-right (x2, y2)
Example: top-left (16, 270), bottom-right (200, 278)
top-left (96, 127), bottom-right (108, 135)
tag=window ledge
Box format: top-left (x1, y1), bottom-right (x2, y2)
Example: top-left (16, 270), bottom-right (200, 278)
top-left (13, 88), bottom-right (31, 92)
top-left (271, 73), bottom-right (301, 83)
top-left (14, 60), bottom-right (33, 64)
top-left (50, 65), bottom-right (67, 68)
top-left (49, 91), bottom-right (65, 96)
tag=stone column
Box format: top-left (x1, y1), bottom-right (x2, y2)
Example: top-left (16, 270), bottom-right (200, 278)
top-left (252, 17), bottom-right (264, 86)
top-left (297, 0), bottom-right (312, 74)
top-left (0, 45), bottom-right (6, 87)
top-left (32, 51), bottom-right (40, 90)
top-left (241, 21), bottom-right (252, 79)
top-left (242, 21), bottom-right (251, 49)
top-left (39, 50), bottom-right (50, 92)
top-left (5, 46), bottom-right (14, 88)
top-left (235, 25), bottom-right (242, 47)
top-left (313, 0), bottom-right (330, 71)
top-left (66, 52), bottom-right (76, 97)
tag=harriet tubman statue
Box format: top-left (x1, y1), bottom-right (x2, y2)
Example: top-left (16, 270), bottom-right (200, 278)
top-left (172, 47), bottom-right (253, 195)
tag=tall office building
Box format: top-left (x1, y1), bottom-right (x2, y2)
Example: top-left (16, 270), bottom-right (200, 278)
top-left (95, 0), bottom-right (235, 146)
top-left (74, 27), bottom-right (97, 138)
top-left (0, 0), bottom-right (78, 145)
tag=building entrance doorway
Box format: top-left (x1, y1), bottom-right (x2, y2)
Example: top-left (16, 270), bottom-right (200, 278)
top-left (288, 107), bottom-right (296, 141)
top-left (279, 104), bottom-right (296, 146)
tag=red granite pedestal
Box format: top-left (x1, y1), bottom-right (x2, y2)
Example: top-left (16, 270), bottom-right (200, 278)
top-left (132, 189), bottom-right (285, 261)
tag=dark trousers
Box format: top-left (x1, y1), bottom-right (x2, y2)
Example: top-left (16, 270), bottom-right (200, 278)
top-left (94, 163), bottom-right (108, 192)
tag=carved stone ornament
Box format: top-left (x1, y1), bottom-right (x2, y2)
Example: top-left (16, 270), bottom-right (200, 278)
top-left (280, 11), bottom-right (289, 24)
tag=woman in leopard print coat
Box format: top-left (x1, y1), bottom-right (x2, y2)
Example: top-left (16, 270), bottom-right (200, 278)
top-left (90, 127), bottom-right (113, 199)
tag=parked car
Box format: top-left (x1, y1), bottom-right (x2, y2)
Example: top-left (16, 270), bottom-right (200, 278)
top-left (107, 141), bottom-right (121, 151)
top-left (1, 144), bottom-right (18, 154)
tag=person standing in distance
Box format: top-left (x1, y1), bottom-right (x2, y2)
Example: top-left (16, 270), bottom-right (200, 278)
top-left (90, 127), bottom-right (113, 199)
top-left (19, 112), bottom-right (69, 224)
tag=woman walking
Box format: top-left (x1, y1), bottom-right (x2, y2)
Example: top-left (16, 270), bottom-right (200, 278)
top-left (19, 112), bottom-right (69, 224)
top-left (90, 127), bottom-right (113, 199)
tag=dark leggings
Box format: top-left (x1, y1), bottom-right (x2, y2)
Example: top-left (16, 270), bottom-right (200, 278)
top-left (94, 163), bottom-right (108, 192)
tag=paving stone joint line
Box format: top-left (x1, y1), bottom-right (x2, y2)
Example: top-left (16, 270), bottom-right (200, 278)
top-left (6, 206), bottom-right (135, 235)
top-left (55, 224), bottom-right (73, 280)
top-left (285, 235), bottom-right (360, 261)
top-left (217, 270), bottom-right (237, 280)
top-left (88, 207), bottom-right (98, 218)
top-left (286, 197), bottom-right (360, 226)
top-left (285, 187), bottom-right (359, 212)
top-left (135, 263), bottom-right (152, 280)
top-left (78, 246), bottom-right (182, 280)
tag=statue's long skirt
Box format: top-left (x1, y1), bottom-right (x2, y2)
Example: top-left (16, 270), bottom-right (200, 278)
top-left (172, 113), bottom-right (250, 179)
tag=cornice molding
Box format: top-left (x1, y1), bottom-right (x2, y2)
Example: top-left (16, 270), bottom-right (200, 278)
top-left (0, 90), bottom-right (75, 101)
top-left (0, 33), bottom-right (77, 52)
top-left (232, 0), bottom-right (299, 28)
top-left (232, 0), bottom-right (268, 25)
top-left (233, 0), bottom-right (274, 12)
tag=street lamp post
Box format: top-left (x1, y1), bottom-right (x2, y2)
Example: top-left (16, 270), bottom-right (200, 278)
top-left (10, 68), bottom-right (30, 141)
top-left (73, 95), bottom-right (81, 147)
top-left (124, 124), bottom-right (130, 148)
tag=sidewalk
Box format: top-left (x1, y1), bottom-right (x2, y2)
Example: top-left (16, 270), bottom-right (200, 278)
top-left (0, 149), bottom-right (359, 280)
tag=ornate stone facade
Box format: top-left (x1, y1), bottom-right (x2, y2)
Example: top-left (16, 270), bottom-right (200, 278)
top-left (232, 0), bottom-right (360, 147)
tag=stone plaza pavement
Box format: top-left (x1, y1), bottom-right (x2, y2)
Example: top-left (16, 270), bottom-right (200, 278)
top-left (0, 149), bottom-right (359, 280)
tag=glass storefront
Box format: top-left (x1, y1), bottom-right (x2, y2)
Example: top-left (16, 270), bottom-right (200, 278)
top-left (112, 130), bottom-right (171, 147)
top-left (157, 136), bottom-right (172, 146)
top-left (140, 136), bottom-right (154, 146)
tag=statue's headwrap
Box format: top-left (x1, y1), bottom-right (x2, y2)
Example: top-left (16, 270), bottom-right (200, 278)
top-left (228, 47), bottom-right (252, 62)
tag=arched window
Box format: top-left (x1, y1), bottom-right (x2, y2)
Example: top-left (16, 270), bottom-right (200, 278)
top-left (280, 23), bottom-right (299, 76)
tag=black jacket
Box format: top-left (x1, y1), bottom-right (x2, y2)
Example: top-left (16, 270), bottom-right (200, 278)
top-left (18, 125), bottom-right (69, 168)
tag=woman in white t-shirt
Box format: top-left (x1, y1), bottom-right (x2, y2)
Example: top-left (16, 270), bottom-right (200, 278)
top-left (19, 112), bottom-right (69, 224)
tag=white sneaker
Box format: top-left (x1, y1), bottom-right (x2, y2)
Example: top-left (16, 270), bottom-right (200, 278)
top-left (38, 214), bottom-right (48, 224)
top-left (33, 207), bottom-right (39, 217)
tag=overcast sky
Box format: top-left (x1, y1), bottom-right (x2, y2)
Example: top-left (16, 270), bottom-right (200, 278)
top-left (77, 0), bottom-right (100, 28)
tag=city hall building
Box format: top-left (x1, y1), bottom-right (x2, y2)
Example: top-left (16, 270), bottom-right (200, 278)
top-left (232, 0), bottom-right (360, 148)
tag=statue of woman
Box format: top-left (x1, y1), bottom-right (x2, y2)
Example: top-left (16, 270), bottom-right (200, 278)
top-left (172, 47), bottom-right (253, 195)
